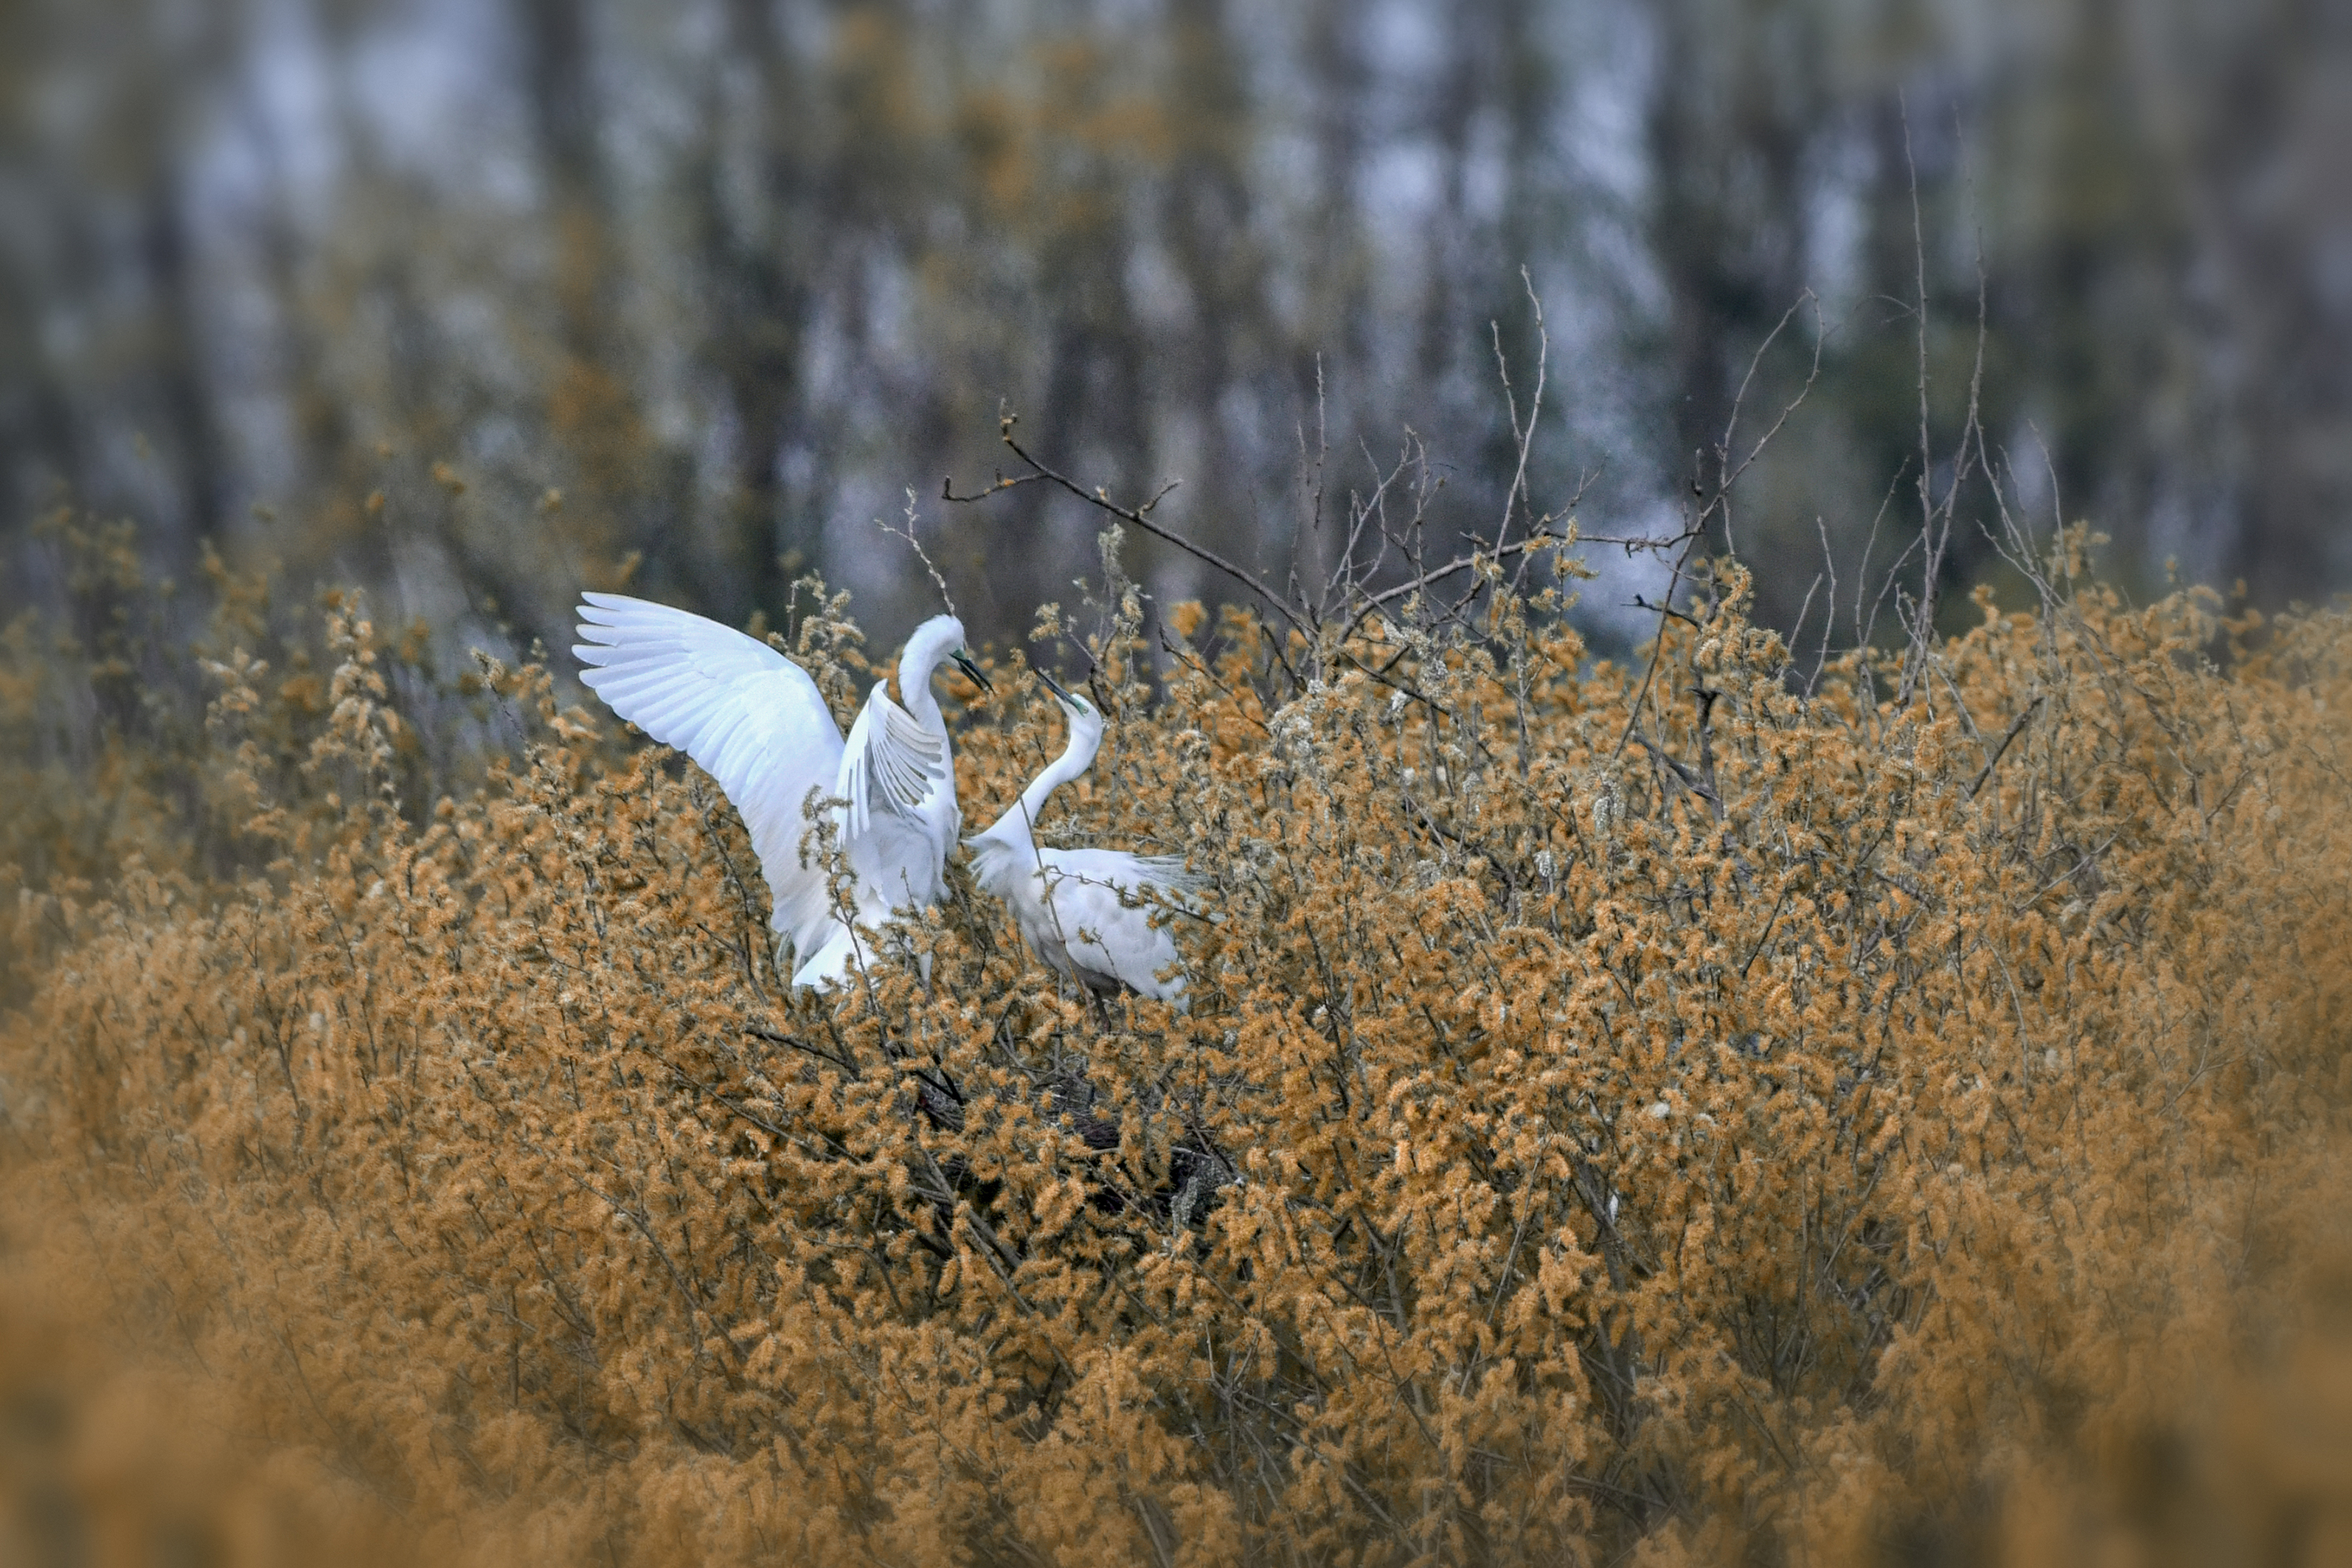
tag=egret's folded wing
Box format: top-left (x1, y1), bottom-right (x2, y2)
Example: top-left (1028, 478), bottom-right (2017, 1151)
top-left (1038, 849), bottom-right (1191, 1003)
top-left (1128, 855), bottom-right (1207, 897)
top-left (836, 681), bottom-right (948, 842)
top-left (573, 592), bottom-right (846, 954)
top-left (1050, 850), bottom-right (1216, 928)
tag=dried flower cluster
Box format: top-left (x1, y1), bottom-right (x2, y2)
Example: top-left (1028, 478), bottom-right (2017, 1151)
top-left (4, 516), bottom-right (2351, 1566)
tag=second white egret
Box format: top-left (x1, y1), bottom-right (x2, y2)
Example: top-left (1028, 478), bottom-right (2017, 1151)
top-left (967, 670), bottom-right (1203, 1006)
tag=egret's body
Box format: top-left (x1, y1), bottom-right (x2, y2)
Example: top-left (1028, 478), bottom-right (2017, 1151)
top-left (967, 673), bottom-right (1200, 1006)
top-left (572, 592), bottom-right (985, 989)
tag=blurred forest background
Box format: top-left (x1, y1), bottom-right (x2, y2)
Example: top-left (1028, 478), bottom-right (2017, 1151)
top-left (2, 0), bottom-right (2347, 661)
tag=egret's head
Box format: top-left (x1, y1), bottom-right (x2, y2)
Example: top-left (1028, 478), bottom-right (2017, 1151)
top-left (905, 614), bottom-right (991, 694)
top-left (1036, 668), bottom-right (1105, 752)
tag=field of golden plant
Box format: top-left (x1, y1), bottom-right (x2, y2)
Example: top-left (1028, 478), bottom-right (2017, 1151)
top-left (4, 510), bottom-right (2352, 1566)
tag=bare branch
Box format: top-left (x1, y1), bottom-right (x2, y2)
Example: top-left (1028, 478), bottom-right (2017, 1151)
top-left (1490, 268), bottom-right (1549, 561)
top-left (878, 488), bottom-right (956, 617)
top-left (957, 412), bottom-right (1310, 640)
top-left (1616, 289), bottom-right (1824, 760)
top-left (1966, 695), bottom-right (2044, 799)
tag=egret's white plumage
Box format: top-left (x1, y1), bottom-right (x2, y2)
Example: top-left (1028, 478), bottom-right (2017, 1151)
top-left (572, 592), bottom-right (986, 989)
top-left (967, 672), bottom-right (1201, 1006)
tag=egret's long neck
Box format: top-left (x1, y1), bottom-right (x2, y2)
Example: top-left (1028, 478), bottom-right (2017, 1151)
top-left (896, 647), bottom-right (946, 735)
top-left (895, 617), bottom-right (967, 738)
top-left (985, 716), bottom-right (1099, 848)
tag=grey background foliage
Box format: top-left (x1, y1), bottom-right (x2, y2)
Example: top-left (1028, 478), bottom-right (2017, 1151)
top-left (3, 0), bottom-right (2345, 662)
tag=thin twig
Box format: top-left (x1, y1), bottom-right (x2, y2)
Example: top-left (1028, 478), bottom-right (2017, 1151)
top-left (1966, 695), bottom-right (2044, 799)
top-left (878, 488), bottom-right (957, 616)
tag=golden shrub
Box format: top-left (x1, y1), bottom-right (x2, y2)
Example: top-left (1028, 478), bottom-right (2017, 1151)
top-left (4, 521), bottom-right (2351, 1565)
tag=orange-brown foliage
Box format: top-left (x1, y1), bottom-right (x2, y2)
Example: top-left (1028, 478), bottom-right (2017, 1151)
top-left (4, 523), bottom-right (2351, 1565)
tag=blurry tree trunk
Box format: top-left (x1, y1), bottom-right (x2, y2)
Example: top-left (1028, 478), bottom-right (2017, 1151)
top-left (139, 165), bottom-right (225, 562)
top-left (1159, 0), bottom-right (1258, 602)
top-left (516, 0), bottom-right (671, 613)
top-left (1645, 0), bottom-right (1819, 508)
top-left (2201, 0), bottom-right (2352, 603)
top-left (232, 2), bottom-right (349, 530)
top-left (0, 203), bottom-right (83, 538)
top-left (1432, 0), bottom-right (1553, 524)
top-left (518, 0), bottom-right (608, 350)
top-left (1285, 0), bottom-right (1371, 604)
top-left (701, 0), bottom-right (833, 625)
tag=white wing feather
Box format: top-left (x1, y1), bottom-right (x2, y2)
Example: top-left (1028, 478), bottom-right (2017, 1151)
top-left (573, 592), bottom-right (848, 962)
top-left (837, 679), bottom-right (948, 842)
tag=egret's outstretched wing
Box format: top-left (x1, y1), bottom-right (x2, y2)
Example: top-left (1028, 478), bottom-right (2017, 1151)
top-left (836, 679), bottom-right (948, 842)
top-left (572, 592), bottom-right (845, 954)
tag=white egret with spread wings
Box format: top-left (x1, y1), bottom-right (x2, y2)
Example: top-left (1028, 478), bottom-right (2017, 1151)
top-left (572, 592), bottom-right (989, 989)
top-left (967, 670), bottom-right (1203, 1006)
